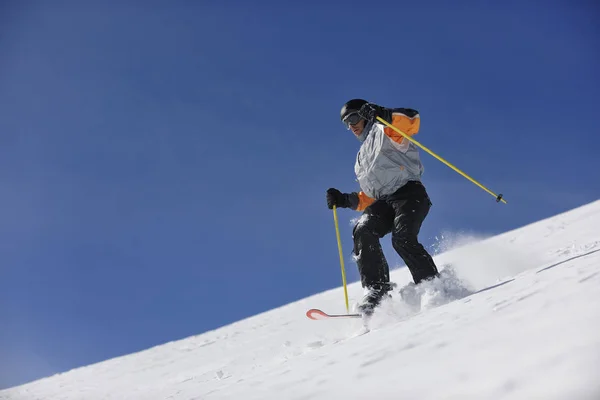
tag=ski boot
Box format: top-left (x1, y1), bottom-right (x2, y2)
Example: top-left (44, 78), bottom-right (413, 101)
top-left (356, 282), bottom-right (396, 318)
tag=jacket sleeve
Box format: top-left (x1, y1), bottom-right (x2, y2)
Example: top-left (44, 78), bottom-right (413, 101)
top-left (348, 191), bottom-right (376, 212)
top-left (375, 106), bottom-right (421, 145)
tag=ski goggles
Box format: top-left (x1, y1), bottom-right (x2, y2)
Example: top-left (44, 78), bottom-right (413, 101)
top-left (342, 112), bottom-right (363, 128)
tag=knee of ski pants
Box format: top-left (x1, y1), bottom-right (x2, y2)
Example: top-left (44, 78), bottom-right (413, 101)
top-left (352, 216), bottom-right (380, 242)
top-left (391, 232), bottom-right (418, 252)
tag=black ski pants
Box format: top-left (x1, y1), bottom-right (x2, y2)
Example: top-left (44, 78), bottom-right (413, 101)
top-left (352, 181), bottom-right (439, 288)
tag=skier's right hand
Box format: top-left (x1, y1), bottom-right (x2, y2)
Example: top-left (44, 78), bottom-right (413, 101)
top-left (326, 188), bottom-right (350, 209)
top-left (358, 102), bottom-right (384, 123)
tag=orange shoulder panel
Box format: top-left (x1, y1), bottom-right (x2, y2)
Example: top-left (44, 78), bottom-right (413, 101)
top-left (383, 113), bottom-right (420, 145)
top-left (357, 192), bottom-right (375, 211)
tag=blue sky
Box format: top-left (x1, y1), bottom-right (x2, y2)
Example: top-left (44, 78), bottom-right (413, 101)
top-left (1, 1), bottom-right (598, 389)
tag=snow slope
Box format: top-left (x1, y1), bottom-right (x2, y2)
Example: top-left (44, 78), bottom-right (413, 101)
top-left (2, 200), bottom-right (600, 400)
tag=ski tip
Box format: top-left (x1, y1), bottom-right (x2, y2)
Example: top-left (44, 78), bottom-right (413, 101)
top-left (306, 308), bottom-right (329, 320)
top-left (306, 308), bottom-right (362, 320)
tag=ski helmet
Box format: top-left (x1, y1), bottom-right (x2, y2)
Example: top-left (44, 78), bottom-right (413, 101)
top-left (340, 98), bottom-right (368, 122)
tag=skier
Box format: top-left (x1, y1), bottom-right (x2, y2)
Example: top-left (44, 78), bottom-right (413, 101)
top-left (326, 99), bottom-right (439, 316)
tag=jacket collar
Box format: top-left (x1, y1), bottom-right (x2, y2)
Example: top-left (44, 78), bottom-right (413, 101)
top-left (356, 121), bottom-right (374, 143)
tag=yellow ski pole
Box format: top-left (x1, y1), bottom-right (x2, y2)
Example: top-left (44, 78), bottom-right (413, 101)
top-left (332, 205), bottom-right (350, 313)
top-left (375, 116), bottom-right (507, 204)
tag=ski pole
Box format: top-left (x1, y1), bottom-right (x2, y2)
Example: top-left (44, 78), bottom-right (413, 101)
top-left (375, 116), bottom-right (507, 204)
top-left (332, 206), bottom-right (350, 313)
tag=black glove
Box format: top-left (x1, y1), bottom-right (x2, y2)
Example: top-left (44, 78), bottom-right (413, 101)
top-left (326, 188), bottom-right (350, 209)
top-left (358, 102), bottom-right (385, 123)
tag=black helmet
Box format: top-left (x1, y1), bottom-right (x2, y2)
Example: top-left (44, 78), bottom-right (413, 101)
top-left (340, 98), bottom-right (368, 121)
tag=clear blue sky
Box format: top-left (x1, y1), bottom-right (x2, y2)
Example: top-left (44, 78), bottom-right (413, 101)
top-left (1, 1), bottom-right (598, 389)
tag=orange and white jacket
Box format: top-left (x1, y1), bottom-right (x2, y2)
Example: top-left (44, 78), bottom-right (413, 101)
top-left (348, 107), bottom-right (424, 211)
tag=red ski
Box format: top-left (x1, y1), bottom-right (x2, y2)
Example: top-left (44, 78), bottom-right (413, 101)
top-left (306, 308), bottom-right (362, 320)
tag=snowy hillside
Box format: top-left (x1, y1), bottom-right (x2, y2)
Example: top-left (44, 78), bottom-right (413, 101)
top-left (2, 200), bottom-right (600, 400)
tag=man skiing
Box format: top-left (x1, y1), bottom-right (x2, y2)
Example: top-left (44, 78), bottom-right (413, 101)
top-left (326, 99), bottom-right (439, 317)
